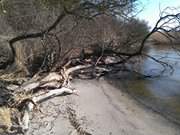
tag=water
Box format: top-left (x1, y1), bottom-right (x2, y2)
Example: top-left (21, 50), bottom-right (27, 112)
top-left (108, 44), bottom-right (180, 124)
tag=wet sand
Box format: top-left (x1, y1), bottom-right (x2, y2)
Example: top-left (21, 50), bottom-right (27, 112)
top-left (29, 78), bottom-right (180, 135)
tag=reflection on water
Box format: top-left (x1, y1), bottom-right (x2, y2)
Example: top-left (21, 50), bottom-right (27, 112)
top-left (108, 44), bottom-right (180, 124)
top-left (142, 45), bottom-right (180, 98)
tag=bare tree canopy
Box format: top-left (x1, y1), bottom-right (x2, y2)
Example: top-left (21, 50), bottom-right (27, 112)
top-left (0, 0), bottom-right (143, 74)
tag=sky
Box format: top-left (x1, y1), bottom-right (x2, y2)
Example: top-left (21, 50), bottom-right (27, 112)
top-left (137, 0), bottom-right (180, 28)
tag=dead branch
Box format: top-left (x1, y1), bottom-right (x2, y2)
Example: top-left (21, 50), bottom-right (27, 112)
top-left (20, 87), bottom-right (76, 132)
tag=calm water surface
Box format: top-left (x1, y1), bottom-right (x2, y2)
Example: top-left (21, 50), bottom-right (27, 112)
top-left (108, 44), bottom-right (180, 124)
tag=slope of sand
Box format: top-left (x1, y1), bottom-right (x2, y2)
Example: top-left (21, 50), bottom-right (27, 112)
top-left (29, 78), bottom-right (180, 135)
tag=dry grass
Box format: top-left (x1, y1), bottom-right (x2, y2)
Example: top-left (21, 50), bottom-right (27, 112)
top-left (0, 72), bottom-right (28, 85)
top-left (0, 107), bottom-right (12, 133)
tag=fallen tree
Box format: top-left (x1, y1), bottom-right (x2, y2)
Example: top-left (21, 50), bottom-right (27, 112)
top-left (0, 53), bottom-right (129, 134)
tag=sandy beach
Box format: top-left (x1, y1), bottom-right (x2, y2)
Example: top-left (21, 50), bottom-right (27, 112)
top-left (28, 78), bottom-right (180, 135)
